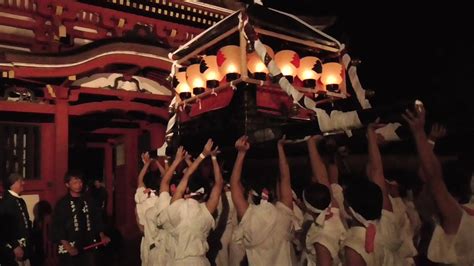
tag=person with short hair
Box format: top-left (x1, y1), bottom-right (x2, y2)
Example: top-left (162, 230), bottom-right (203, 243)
top-left (343, 121), bottom-right (403, 266)
top-left (403, 105), bottom-right (474, 265)
top-left (304, 135), bottom-right (347, 266)
top-left (230, 135), bottom-right (297, 266)
top-left (0, 173), bottom-right (32, 266)
top-left (52, 171), bottom-right (111, 266)
top-left (158, 139), bottom-right (223, 266)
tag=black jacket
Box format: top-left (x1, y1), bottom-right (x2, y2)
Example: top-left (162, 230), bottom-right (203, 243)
top-left (52, 193), bottom-right (104, 254)
top-left (0, 191), bottom-right (33, 261)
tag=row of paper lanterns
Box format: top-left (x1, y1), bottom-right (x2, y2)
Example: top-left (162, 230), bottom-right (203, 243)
top-left (175, 45), bottom-right (344, 99)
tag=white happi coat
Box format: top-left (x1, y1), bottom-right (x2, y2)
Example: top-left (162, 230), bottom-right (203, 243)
top-left (233, 201), bottom-right (296, 266)
top-left (160, 198), bottom-right (215, 266)
top-left (343, 210), bottom-right (404, 266)
top-left (305, 208), bottom-right (346, 266)
top-left (144, 191), bottom-right (172, 266)
top-left (428, 204), bottom-right (474, 266)
top-left (135, 187), bottom-right (159, 266)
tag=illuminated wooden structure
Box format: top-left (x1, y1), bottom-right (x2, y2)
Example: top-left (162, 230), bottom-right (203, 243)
top-left (0, 0), bottom-right (230, 242)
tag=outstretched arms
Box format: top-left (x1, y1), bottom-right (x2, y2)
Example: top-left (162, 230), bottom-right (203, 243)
top-left (171, 139), bottom-right (214, 203)
top-left (206, 147), bottom-right (224, 213)
top-left (137, 152), bottom-right (152, 188)
top-left (230, 136), bottom-right (250, 220)
top-left (367, 121), bottom-right (392, 211)
top-left (307, 136), bottom-right (338, 207)
top-left (402, 106), bottom-right (462, 234)
top-left (307, 136), bottom-right (330, 186)
top-left (277, 136), bottom-right (293, 209)
top-left (159, 146), bottom-right (186, 194)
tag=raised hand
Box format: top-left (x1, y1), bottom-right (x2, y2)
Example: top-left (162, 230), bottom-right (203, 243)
top-left (202, 138), bottom-right (214, 157)
top-left (174, 146), bottom-right (187, 162)
top-left (185, 152), bottom-right (193, 161)
top-left (402, 103), bottom-right (426, 134)
top-left (141, 152), bottom-right (151, 164)
top-left (210, 146), bottom-right (220, 157)
top-left (235, 135), bottom-right (250, 152)
top-left (428, 123), bottom-right (447, 142)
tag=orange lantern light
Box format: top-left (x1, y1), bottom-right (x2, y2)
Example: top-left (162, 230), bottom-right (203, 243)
top-left (247, 45), bottom-right (274, 80)
top-left (216, 45), bottom-right (241, 81)
top-left (200, 55), bottom-right (222, 88)
top-left (186, 64), bottom-right (206, 95)
top-left (174, 68), bottom-right (192, 99)
top-left (321, 62), bottom-right (343, 92)
top-left (274, 50), bottom-right (300, 83)
top-left (297, 56), bottom-right (322, 88)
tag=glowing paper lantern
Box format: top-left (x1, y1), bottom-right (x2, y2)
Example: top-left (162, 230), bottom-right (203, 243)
top-left (274, 50), bottom-right (300, 83)
top-left (216, 45), bottom-right (241, 81)
top-left (321, 62), bottom-right (343, 92)
top-left (297, 56), bottom-right (322, 88)
top-left (186, 64), bottom-right (206, 95)
top-left (174, 68), bottom-right (191, 99)
top-left (247, 45), bottom-right (274, 80)
top-left (200, 55), bottom-right (222, 88)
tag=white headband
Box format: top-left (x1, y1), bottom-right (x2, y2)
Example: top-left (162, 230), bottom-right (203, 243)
top-left (348, 207), bottom-right (377, 228)
top-left (250, 189), bottom-right (269, 204)
top-left (302, 190), bottom-right (330, 226)
top-left (188, 187), bottom-right (205, 197)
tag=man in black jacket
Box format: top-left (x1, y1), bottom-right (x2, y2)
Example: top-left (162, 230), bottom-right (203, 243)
top-left (0, 173), bottom-right (32, 266)
top-left (52, 171), bottom-right (110, 266)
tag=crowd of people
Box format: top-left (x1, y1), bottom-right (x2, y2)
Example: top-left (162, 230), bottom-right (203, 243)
top-left (133, 106), bottom-right (473, 266)
top-left (1, 105), bottom-right (473, 266)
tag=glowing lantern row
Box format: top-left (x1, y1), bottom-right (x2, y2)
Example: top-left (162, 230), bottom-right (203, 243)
top-left (174, 47), bottom-right (344, 98)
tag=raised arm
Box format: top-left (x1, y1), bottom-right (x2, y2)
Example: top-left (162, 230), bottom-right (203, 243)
top-left (137, 152), bottom-right (152, 188)
top-left (206, 146), bottom-right (224, 213)
top-left (367, 122), bottom-right (392, 211)
top-left (185, 153), bottom-right (194, 168)
top-left (326, 138), bottom-right (340, 185)
top-left (327, 160), bottom-right (339, 185)
top-left (154, 159), bottom-right (166, 177)
top-left (159, 146), bottom-right (186, 194)
top-left (277, 137), bottom-right (293, 209)
top-left (230, 136), bottom-right (250, 220)
top-left (171, 139), bottom-right (213, 203)
top-left (402, 106), bottom-right (462, 234)
top-left (306, 136), bottom-right (330, 186)
top-left (307, 136), bottom-right (339, 208)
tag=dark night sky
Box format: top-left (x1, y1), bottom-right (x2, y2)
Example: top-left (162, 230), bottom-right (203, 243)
top-left (237, 1), bottom-right (473, 156)
top-left (258, 2), bottom-right (474, 142)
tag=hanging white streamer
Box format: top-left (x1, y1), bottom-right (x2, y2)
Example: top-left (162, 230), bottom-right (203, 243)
top-left (342, 54), bottom-right (372, 109)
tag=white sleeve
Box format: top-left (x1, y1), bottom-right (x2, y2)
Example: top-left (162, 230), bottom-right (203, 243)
top-left (134, 187), bottom-right (147, 204)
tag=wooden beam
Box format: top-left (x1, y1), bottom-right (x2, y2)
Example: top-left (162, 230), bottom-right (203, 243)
top-left (176, 27), bottom-right (238, 64)
top-left (69, 101), bottom-right (169, 120)
top-left (0, 101), bottom-right (55, 114)
top-left (68, 87), bottom-right (172, 103)
top-left (255, 28), bottom-right (340, 53)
